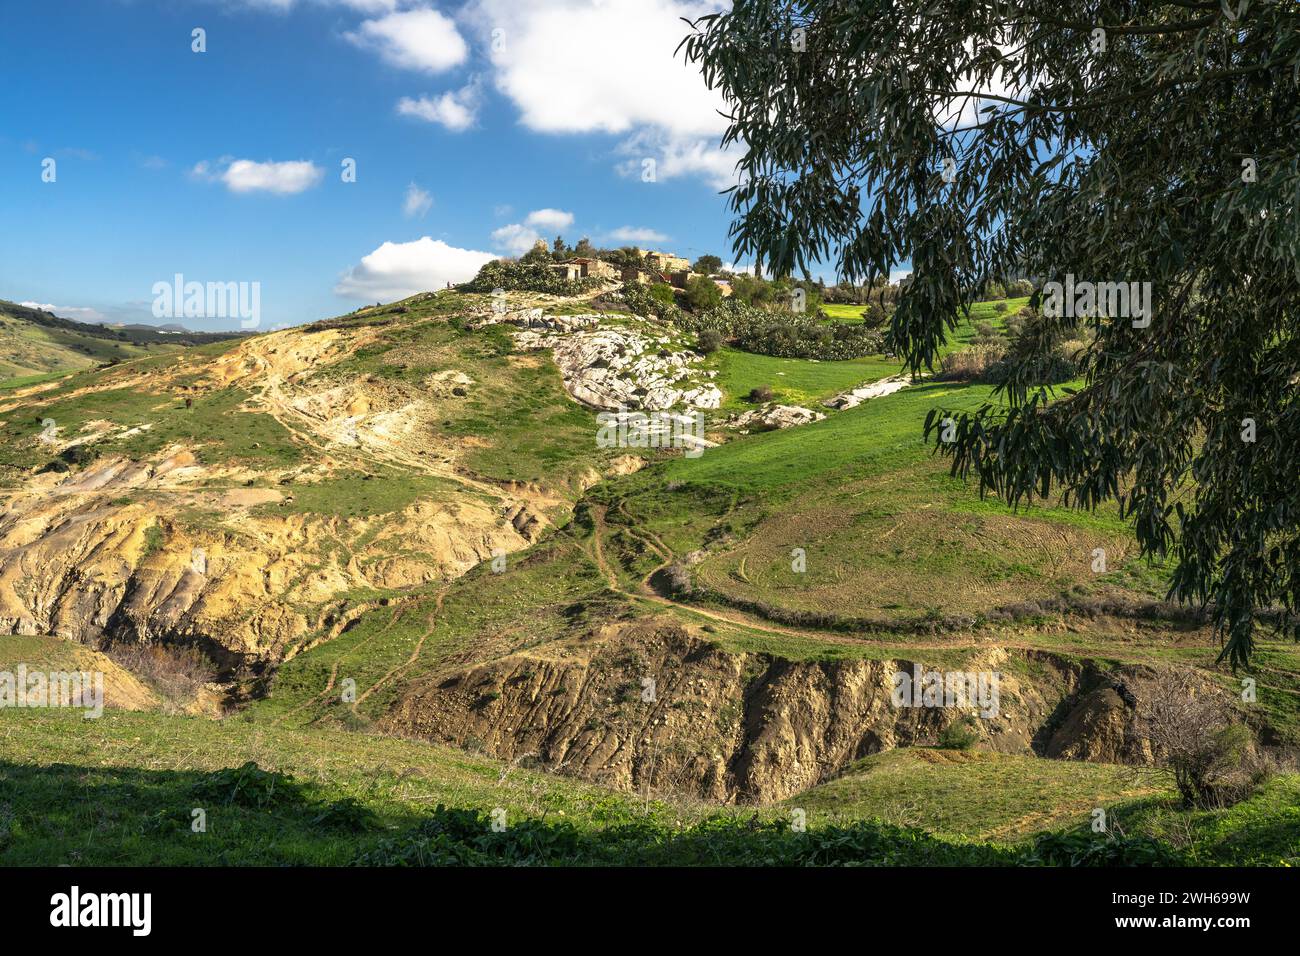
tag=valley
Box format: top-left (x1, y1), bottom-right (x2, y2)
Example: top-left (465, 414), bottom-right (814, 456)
top-left (1, 284), bottom-right (1296, 867)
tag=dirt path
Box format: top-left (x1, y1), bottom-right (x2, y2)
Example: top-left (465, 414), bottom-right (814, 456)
top-left (586, 502), bottom-right (1024, 654)
top-left (353, 589), bottom-right (447, 707)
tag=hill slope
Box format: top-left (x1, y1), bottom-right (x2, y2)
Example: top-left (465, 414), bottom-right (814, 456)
top-left (0, 285), bottom-right (1295, 866)
top-left (0, 299), bottom-right (243, 385)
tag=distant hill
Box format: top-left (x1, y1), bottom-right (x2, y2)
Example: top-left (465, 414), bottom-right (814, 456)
top-left (0, 299), bottom-right (247, 384)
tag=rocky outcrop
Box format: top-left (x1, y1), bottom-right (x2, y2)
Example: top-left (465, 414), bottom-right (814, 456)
top-left (379, 620), bottom-right (1180, 803)
top-left (726, 404), bottom-right (825, 431)
top-left (512, 317), bottom-right (722, 412)
top-left (825, 374), bottom-right (912, 410)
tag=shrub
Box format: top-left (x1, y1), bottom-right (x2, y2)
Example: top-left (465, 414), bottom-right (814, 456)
top-left (1141, 669), bottom-right (1269, 809)
top-left (937, 345), bottom-right (1005, 382)
top-left (978, 309), bottom-right (1093, 386)
top-left (994, 301), bottom-right (1009, 313)
top-left (860, 302), bottom-right (890, 328)
top-left (685, 274), bottom-right (724, 312)
top-left (936, 715), bottom-right (980, 750)
top-left (747, 384), bottom-right (774, 403)
top-left (648, 282), bottom-right (677, 309)
top-left (60, 444), bottom-right (99, 468)
top-left (190, 761), bottom-right (303, 810)
top-left (459, 259), bottom-right (601, 296)
top-left (107, 642), bottom-right (219, 704)
top-left (696, 329), bottom-right (723, 354)
top-left (656, 563), bottom-right (694, 596)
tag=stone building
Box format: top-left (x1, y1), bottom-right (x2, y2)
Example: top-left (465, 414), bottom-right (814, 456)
top-left (551, 257), bottom-right (618, 282)
top-left (645, 251), bottom-right (690, 274)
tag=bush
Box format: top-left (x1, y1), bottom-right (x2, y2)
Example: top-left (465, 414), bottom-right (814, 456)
top-left (648, 282), bottom-right (677, 309)
top-left (107, 642), bottom-right (218, 704)
top-left (1028, 827), bottom-right (1186, 866)
top-left (1141, 669), bottom-right (1269, 809)
top-left (656, 563), bottom-right (694, 596)
top-left (977, 309), bottom-right (1093, 386)
top-left (696, 329), bottom-right (723, 354)
top-left (618, 285), bottom-right (885, 360)
top-left (936, 715), bottom-right (980, 750)
top-left (936, 345), bottom-right (1005, 382)
top-left (994, 301), bottom-right (1008, 313)
top-left (747, 384), bottom-right (774, 403)
top-left (685, 274), bottom-right (724, 312)
top-left (190, 761), bottom-right (303, 810)
top-left (677, 301), bottom-right (885, 360)
top-left (972, 320), bottom-right (996, 339)
top-left (459, 259), bottom-right (601, 296)
top-left (60, 444), bottom-right (99, 468)
top-left (860, 302), bottom-right (890, 329)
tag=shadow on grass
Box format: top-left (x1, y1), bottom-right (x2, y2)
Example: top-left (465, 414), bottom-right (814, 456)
top-left (0, 760), bottom-right (391, 866)
top-left (2, 759), bottom-right (1258, 867)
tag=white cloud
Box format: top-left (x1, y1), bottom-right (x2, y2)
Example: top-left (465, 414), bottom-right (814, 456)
top-left (334, 237), bottom-right (495, 300)
top-left (233, 0), bottom-right (737, 187)
top-left (465, 0), bottom-right (735, 187)
top-left (192, 158), bottom-right (324, 195)
top-left (490, 208), bottom-right (576, 254)
top-left (397, 80), bottom-right (481, 131)
top-left (403, 182), bottom-right (433, 218)
top-left (344, 8), bottom-right (468, 74)
top-left (490, 223), bottom-right (542, 256)
top-left (606, 226), bottom-right (668, 244)
top-left (20, 301), bottom-right (106, 323)
top-left (615, 128), bottom-right (741, 189)
top-left (468, 0), bottom-right (726, 136)
top-left (524, 208), bottom-right (574, 231)
top-left (232, 0), bottom-right (402, 10)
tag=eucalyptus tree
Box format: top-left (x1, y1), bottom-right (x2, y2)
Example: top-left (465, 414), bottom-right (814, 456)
top-left (682, 1), bottom-right (1299, 665)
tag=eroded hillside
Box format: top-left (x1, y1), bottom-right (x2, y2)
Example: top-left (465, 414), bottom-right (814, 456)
top-left (0, 291), bottom-right (639, 672)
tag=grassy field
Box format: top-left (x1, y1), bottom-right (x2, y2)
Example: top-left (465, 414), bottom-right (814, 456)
top-left (0, 311), bottom-right (161, 381)
top-left (2, 709), bottom-right (1294, 865)
top-left (712, 349), bottom-right (903, 411)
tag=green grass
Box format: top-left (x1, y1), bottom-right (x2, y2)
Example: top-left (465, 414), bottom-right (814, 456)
top-left (792, 748), bottom-right (1162, 840)
top-left (264, 472), bottom-right (468, 518)
top-left (0, 709), bottom-right (622, 865)
top-left (712, 348), bottom-right (902, 410)
top-left (3, 710), bottom-right (1293, 865)
top-left (0, 310), bottom-right (167, 383)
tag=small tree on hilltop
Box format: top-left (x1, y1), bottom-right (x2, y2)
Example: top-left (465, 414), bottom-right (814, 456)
top-left (693, 254), bottom-right (723, 275)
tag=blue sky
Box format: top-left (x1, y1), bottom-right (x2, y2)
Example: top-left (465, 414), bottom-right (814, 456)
top-left (1, 0), bottom-right (751, 330)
